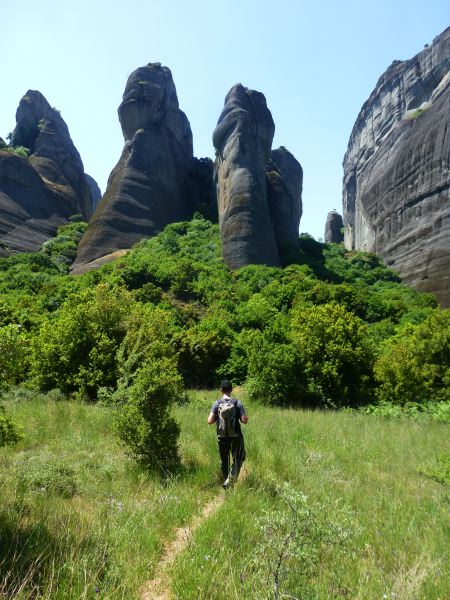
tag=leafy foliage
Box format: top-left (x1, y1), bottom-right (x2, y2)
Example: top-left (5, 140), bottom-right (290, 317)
top-left (30, 284), bottom-right (131, 399)
top-left (17, 452), bottom-right (77, 497)
top-left (374, 309), bottom-right (450, 405)
top-left (0, 214), bottom-right (447, 416)
top-left (0, 324), bottom-right (29, 388)
top-left (0, 406), bottom-right (22, 447)
top-left (291, 302), bottom-right (375, 407)
top-left (113, 357), bottom-right (182, 471)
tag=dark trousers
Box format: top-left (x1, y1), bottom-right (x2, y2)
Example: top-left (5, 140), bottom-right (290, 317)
top-left (218, 435), bottom-right (246, 480)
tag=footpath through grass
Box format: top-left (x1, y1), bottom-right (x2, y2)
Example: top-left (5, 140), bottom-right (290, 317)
top-left (0, 388), bottom-right (448, 599)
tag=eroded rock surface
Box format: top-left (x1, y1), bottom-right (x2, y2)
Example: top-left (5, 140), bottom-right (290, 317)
top-left (0, 91), bottom-right (93, 253)
top-left (266, 146), bottom-right (303, 264)
top-left (324, 210), bottom-right (344, 243)
top-left (213, 84), bottom-right (280, 269)
top-left (343, 27), bottom-right (450, 306)
top-left (85, 174), bottom-right (102, 212)
top-left (73, 63), bottom-right (194, 273)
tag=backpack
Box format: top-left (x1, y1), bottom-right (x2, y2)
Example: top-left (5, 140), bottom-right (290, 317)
top-left (217, 399), bottom-right (239, 438)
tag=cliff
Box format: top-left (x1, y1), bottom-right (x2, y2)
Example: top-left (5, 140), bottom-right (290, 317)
top-left (343, 27), bottom-right (450, 306)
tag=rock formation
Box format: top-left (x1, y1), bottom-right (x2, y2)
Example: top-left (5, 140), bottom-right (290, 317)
top-left (343, 27), bottom-right (450, 306)
top-left (72, 63), bottom-right (194, 273)
top-left (324, 210), bottom-right (344, 243)
top-left (85, 174), bottom-right (102, 212)
top-left (213, 84), bottom-right (303, 269)
top-left (0, 91), bottom-right (94, 254)
top-left (266, 147), bottom-right (303, 264)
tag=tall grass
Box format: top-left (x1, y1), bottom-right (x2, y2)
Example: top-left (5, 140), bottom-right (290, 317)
top-left (0, 387), bottom-right (448, 599)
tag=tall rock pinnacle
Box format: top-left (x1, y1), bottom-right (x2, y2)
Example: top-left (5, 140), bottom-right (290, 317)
top-left (0, 91), bottom-right (94, 254)
top-left (213, 84), bottom-right (303, 269)
top-left (72, 63), bottom-right (194, 273)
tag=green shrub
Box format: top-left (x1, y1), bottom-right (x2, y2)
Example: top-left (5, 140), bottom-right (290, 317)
top-left (3, 145), bottom-right (30, 158)
top-left (115, 305), bottom-right (177, 394)
top-left (30, 284), bottom-right (131, 399)
top-left (356, 400), bottom-right (450, 422)
top-left (17, 452), bottom-right (77, 497)
top-left (41, 220), bottom-right (88, 269)
top-left (251, 481), bottom-right (352, 599)
top-left (0, 324), bottom-right (29, 387)
top-left (419, 454), bottom-right (450, 487)
top-left (374, 309), bottom-right (450, 405)
top-left (217, 328), bottom-right (261, 384)
top-left (291, 302), bottom-right (375, 407)
top-left (113, 357), bottom-right (182, 472)
top-left (246, 337), bottom-right (305, 405)
top-left (0, 406), bottom-right (22, 447)
top-left (236, 293), bottom-right (278, 329)
top-left (178, 317), bottom-right (233, 387)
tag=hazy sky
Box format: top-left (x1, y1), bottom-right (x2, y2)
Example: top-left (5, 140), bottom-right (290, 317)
top-left (1, 1), bottom-right (448, 239)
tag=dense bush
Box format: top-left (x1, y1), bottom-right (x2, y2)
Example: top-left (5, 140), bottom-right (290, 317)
top-left (113, 357), bottom-right (182, 471)
top-left (115, 305), bottom-right (177, 394)
top-left (0, 406), bottom-right (22, 447)
top-left (0, 324), bottom-right (29, 387)
top-left (30, 284), bottom-right (131, 399)
top-left (0, 215), bottom-right (447, 414)
top-left (178, 317), bottom-right (233, 387)
top-left (374, 309), bottom-right (450, 405)
top-left (291, 302), bottom-right (375, 407)
top-left (41, 220), bottom-right (88, 270)
top-left (17, 452), bottom-right (77, 497)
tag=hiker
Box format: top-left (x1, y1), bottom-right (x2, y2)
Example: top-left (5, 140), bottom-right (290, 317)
top-left (208, 379), bottom-right (248, 489)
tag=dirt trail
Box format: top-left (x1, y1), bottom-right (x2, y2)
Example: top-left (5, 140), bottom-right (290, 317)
top-left (140, 467), bottom-right (247, 600)
top-left (140, 494), bottom-right (224, 600)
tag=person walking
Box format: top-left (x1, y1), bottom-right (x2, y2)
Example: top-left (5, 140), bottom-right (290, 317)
top-left (208, 380), bottom-right (248, 489)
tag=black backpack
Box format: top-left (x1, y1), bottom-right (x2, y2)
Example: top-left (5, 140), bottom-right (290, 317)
top-left (217, 399), bottom-right (239, 438)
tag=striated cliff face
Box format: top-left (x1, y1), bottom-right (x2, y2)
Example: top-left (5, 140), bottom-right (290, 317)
top-left (0, 91), bottom-right (94, 254)
top-left (72, 63), bottom-right (194, 273)
top-left (213, 84), bottom-right (303, 269)
top-left (343, 27), bottom-right (450, 306)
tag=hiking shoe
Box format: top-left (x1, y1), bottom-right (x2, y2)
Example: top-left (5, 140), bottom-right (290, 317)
top-left (222, 476), bottom-right (234, 490)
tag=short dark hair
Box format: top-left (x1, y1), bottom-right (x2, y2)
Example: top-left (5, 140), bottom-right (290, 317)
top-left (220, 379), bottom-right (232, 393)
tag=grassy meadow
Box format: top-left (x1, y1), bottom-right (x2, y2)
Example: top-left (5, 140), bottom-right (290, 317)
top-left (0, 387), bottom-right (448, 599)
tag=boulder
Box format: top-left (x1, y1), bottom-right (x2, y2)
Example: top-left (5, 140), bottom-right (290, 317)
top-left (213, 83), bottom-right (280, 269)
top-left (72, 63), bottom-right (194, 273)
top-left (266, 146), bottom-right (303, 264)
top-left (324, 210), bottom-right (344, 243)
top-left (343, 27), bottom-right (450, 306)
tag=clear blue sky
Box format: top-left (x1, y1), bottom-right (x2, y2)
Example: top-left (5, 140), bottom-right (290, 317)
top-left (1, 1), bottom-right (448, 239)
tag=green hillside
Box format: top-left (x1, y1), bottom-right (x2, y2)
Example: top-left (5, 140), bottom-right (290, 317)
top-left (0, 217), bottom-right (449, 598)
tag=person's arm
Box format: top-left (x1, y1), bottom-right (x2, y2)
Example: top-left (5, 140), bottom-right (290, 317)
top-left (238, 401), bottom-right (248, 425)
top-left (208, 401), bottom-right (218, 425)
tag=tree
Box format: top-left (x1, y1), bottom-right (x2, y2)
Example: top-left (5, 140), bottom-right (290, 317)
top-left (291, 302), bottom-right (375, 407)
top-left (113, 357), bottom-right (182, 472)
top-left (374, 309), bottom-right (450, 405)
